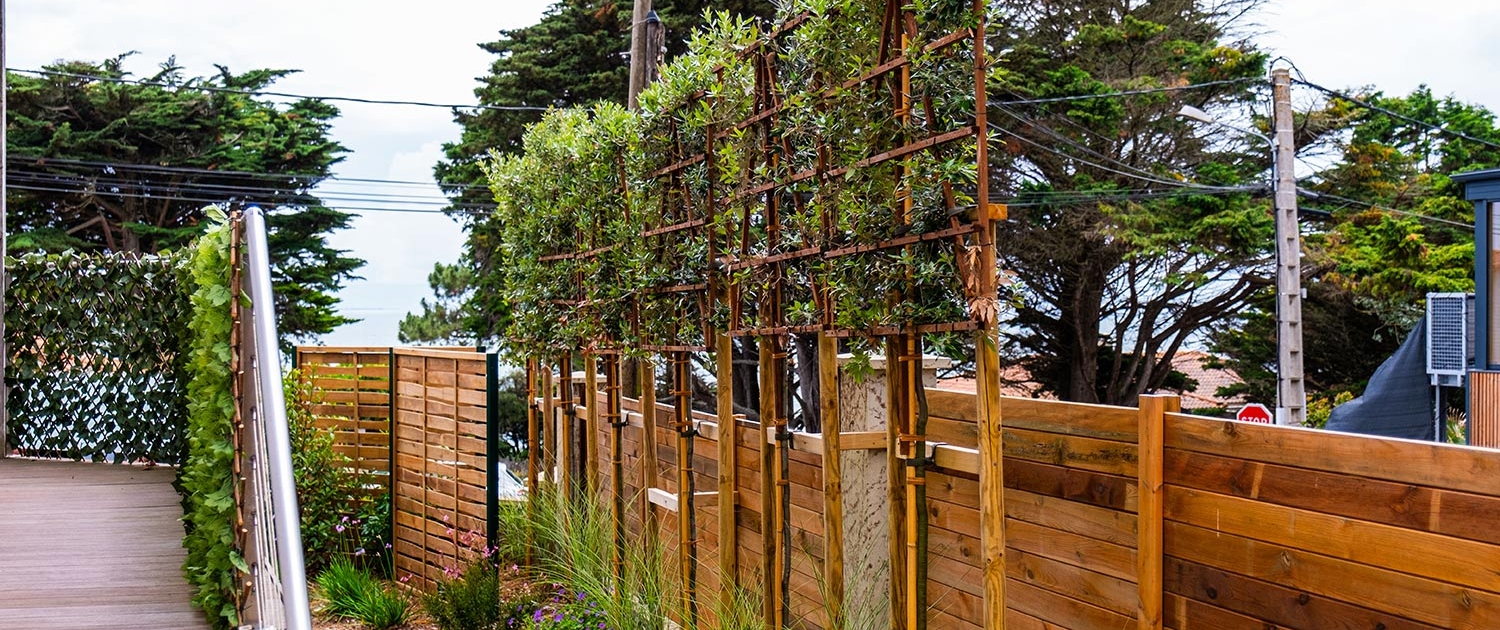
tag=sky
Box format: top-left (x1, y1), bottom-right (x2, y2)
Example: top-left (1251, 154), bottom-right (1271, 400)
top-left (6, 0), bottom-right (1500, 347)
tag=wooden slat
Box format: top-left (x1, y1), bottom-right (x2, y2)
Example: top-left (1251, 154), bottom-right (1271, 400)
top-left (1164, 412), bottom-right (1500, 498)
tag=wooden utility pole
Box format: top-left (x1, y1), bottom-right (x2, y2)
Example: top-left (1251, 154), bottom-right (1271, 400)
top-left (627, 0), bottom-right (652, 109)
top-left (1271, 68), bottom-right (1306, 426)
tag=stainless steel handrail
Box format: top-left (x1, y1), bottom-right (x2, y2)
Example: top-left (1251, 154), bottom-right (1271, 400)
top-left (241, 206), bottom-right (313, 630)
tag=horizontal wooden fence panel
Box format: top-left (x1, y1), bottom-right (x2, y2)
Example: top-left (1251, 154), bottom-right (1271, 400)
top-left (1162, 411), bottom-right (1500, 629)
top-left (927, 386), bottom-right (1141, 630)
top-left (295, 348), bottom-right (393, 502)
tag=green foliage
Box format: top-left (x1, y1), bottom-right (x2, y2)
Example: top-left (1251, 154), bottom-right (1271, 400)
top-left (423, 559), bottom-right (502, 630)
top-left (427, 0), bottom-right (775, 343)
top-left (990, 0), bottom-right (1271, 404)
top-left (4, 249), bottom-right (191, 462)
top-left (6, 56), bottom-right (364, 347)
top-left (285, 370), bottom-right (392, 576)
top-left (1215, 86), bottom-right (1499, 399)
top-left (316, 557), bottom-right (413, 630)
top-left (399, 262), bottom-right (480, 345)
top-left (178, 207), bottom-right (241, 629)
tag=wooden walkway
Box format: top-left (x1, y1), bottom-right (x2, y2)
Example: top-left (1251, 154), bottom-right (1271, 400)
top-left (0, 458), bottom-right (208, 629)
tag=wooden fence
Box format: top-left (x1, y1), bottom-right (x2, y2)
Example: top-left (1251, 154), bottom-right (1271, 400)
top-left (295, 346), bottom-right (499, 592)
top-left (536, 358), bottom-right (1500, 630)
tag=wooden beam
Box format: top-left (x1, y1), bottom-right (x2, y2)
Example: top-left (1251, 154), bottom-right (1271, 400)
top-left (585, 354), bottom-right (600, 495)
top-left (639, 357), bottom-right (659, 540)
top-left (1138, 394), bottom-right (1176, 630)
top-left (542, 363), bottom-right (557, 484)
top-left (758, 340), bottom-right (778, 628)
top-left (716, 333), bottom-right (739, 609)
top-left (819, 334), bottom-right (846, 621)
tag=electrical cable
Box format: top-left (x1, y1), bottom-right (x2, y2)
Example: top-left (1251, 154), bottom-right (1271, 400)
top-left (1296, 188), bottom-right (1473, 229)
top-left (10, 68), bottom-right (554, 112)
top-left (989, 78), bottom-right (1259, 106)
top-left (7, 154), bottom-right (493, 191)
top-left (6, 169), bottom-right (492, 206)
top-left (1295, 79), bottom-right (1500, 152)
top-left (987, 122), bottom-right (1248, 193)
top-left (4, 182), bottom-right (491, 216)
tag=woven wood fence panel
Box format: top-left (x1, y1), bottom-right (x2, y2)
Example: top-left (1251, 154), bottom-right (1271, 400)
top-left (390, 348), bottom-right (494, 592)
top-left (295, 348), bottom-right (394, 501)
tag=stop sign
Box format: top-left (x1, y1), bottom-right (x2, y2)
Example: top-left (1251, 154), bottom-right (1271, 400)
top-left (1236, 403), bottom-right (1274, 424)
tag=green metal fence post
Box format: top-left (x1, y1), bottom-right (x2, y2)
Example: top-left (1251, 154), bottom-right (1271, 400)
top-left (485, 350), bottom-right (501, 552)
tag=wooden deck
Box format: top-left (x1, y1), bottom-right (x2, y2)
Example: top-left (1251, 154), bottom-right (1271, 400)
top-left (0, 458), bottom-right (208, 629)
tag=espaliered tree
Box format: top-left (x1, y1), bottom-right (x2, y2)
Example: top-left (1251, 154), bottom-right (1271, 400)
top-left (413, 0), bottom-right (775, 343)
top-left (6, 56), bottom-right (364, 346)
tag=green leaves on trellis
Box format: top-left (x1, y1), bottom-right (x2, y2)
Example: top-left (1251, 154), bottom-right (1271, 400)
top-left (488, 3), bottom-right (987, 357)
top-left (5, 249), bottom-right (192, 463)
top-left (178, 208), bottom-right (242, 630)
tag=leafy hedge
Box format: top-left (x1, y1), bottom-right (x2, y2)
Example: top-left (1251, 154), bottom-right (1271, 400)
top-left (485, 0), bottom-right (983, 360)
top-left (5, 250), bottom-right (192, 462)
top-left (179, 207), bottom-right (243, 629)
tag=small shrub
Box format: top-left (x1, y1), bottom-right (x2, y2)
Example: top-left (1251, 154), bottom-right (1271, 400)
top-left (424, 559), bottom-right (501, 630)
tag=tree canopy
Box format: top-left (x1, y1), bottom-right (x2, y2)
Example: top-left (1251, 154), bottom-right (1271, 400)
top-left (6, 55), bottom-right (364, 345)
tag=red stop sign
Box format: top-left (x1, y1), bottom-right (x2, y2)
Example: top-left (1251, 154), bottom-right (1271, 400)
top-left (1236, 403), bottom-right (1274, 424)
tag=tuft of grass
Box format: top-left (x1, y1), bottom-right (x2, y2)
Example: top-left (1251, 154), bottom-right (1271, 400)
top-left (317, 556), bottom-right (382, 619)
top-left (351, 585), bottom-right (413, 630)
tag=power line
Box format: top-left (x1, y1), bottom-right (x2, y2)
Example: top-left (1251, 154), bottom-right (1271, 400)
top-left (987, 122), bottom-right (1249, 193)
top-left (6, 169), bottom-right (494, 207)
top-left (990, 78), bottom-right (1259, 106)
top-left (4, 182), bottom-right (490, 216)
top-left (1297, 189), bottom-right (1473, 229)
top-left (1295, 79), bottom-right (1500, 152)
top-left (10, 68), bottom-right (554, 113)
top-left (7, 154), bottom-right (493, 191)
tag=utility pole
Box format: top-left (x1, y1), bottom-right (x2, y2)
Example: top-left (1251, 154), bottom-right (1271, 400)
top-left (627, 0), bottom-right (652, 110)
top-left (1271, 68), bottom-right (1306, 426)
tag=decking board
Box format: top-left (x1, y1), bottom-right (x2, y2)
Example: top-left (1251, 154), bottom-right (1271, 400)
top-left (0, 458), bottom-right (206, 630)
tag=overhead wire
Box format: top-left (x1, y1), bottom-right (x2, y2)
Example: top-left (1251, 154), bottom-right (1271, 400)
top-left (1294, 79), bottom-right (1500, 152)
top-left (7, 154), bottom-right (494, 191)
top-left (10, 68), bottom-right (554, 113)
top-left (989, 78), bottom-right (1259, 106)
top-left (4, 182), bottom-right (492, 216)
top-left (1296, 189), bottom-right (1473, 229)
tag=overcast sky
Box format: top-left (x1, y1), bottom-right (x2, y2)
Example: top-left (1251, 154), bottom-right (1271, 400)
top-left (7, 0), bottom-right (1499, 347)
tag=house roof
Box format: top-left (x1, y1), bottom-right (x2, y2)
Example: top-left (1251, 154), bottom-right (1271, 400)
top-left (933, 351), bottom-right (1245, 410)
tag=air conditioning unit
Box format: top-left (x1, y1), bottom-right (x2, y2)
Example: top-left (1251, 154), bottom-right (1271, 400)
top-left (1426, 292), bottom-right (1475, 387)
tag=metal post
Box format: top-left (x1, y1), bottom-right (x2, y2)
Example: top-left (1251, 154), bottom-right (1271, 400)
top-left (1272, 68), bottom-right (1306, 426)
top-left (485, 351), bottom-right (500, 548)
top-left (1, 0), bottom-right (10, 455)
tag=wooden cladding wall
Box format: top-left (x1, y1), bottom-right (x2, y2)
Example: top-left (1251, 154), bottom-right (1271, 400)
top-left (390, 348), bottom-right (495, 593)
top-left (295, 347), bottom-right (394, 500)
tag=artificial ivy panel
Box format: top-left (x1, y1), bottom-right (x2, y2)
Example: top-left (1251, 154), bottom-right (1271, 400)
top-left (5, 249), bottom-right (192, 463)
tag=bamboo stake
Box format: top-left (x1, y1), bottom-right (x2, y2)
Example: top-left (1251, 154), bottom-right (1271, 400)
top-left (819, 334), bottom-right (845, 621)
